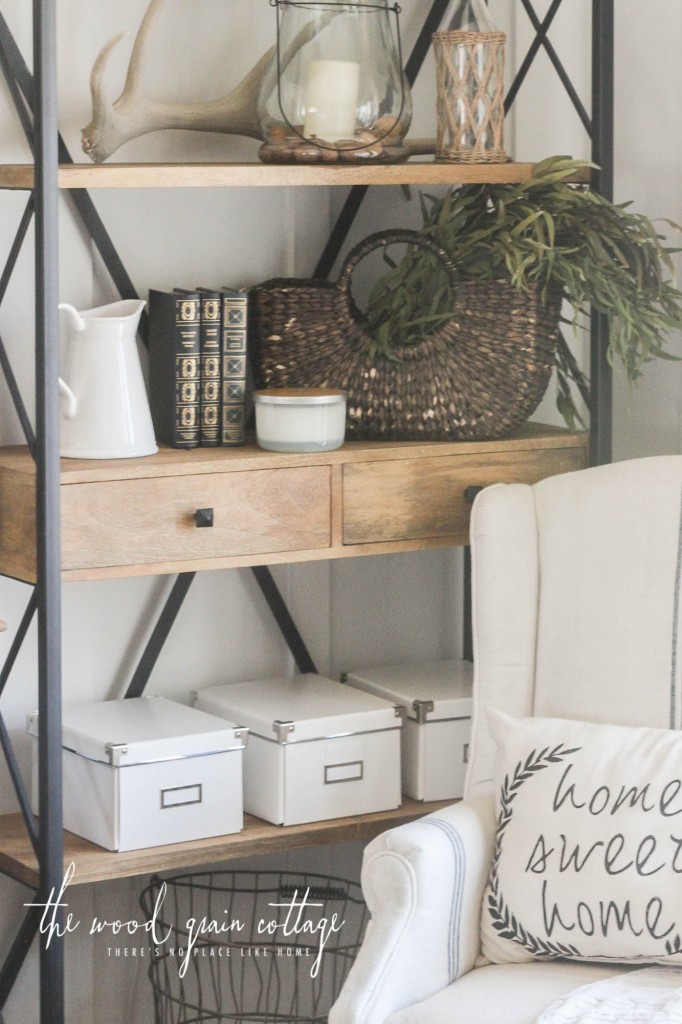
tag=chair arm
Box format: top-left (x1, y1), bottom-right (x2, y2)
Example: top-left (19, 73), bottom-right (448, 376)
top-left (329, 793), bottom-right (496, 1024)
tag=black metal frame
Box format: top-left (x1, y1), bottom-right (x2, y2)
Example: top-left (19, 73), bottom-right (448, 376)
top-left (590, 0), bottom-right (615, 466)
top-left (0, 2), bottom-right (614, 1021)
top-left (33, 0), bottom-right (64, 1017)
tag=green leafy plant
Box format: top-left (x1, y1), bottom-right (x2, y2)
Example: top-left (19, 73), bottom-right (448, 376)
top-left (365, 156), bottom-right (682, 427)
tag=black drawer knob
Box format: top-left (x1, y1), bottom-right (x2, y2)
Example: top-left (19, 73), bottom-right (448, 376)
top-left (194, 508), bottom-right (214, 528)
top-left (464, 485), bottom-right (484, 504)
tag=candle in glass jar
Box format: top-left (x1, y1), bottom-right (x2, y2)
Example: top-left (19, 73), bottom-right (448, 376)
top-left (254, 389), bottom-right (347, 452)
top-left (303, 59), bottom-right (360, 142)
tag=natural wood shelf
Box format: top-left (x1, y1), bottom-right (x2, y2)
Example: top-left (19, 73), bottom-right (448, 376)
top-left (0, 799), bottom-right (452, 888)
top-left (0, 425), bottom-right (588, 483)
top-left (0, 426), bottom-right (588, 583)
top-left (0, 160), bottom-right (540, 190)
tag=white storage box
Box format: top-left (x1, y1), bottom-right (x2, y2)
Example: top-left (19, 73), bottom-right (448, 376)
top-left (194, 674), bottom-right (403, 826)
top-left (344, 659), bottom-right (473, 802)
top-left (27, 695), bottom-right (247, 852)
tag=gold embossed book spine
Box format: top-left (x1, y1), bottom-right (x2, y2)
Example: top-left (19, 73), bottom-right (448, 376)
top-left (220, 288), bottom-right (248, 446)
top-left (197, 289), bottom-right (222, 447)
top-left (148, 289), bottom-right (201, 449)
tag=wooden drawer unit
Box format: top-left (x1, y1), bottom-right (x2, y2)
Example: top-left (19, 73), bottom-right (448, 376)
top-left (0, 449), bottom-right (332, 581)
top-left (0, 426), bottom-right (587, 582)
top-left (342, 443), bottom-right (587, 546)
top-left (60, 466), bottom-right (330, 574)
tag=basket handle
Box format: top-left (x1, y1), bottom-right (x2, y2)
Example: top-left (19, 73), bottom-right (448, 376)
top-left (337, 229), bottom-right (458, 293)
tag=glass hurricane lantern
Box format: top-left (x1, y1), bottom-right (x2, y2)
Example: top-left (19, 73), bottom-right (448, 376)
top-left (258, 0), bottom-right (413, 164)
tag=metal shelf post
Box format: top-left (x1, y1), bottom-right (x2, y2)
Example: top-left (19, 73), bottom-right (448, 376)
top-left (590, 0), bottom-right (615, 465)
top-left (33, 0), bottom-right (64, 1020)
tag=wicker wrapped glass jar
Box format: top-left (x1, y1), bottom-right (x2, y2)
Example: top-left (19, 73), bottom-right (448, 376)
top-left (433, 0), bottom-right (507, 163)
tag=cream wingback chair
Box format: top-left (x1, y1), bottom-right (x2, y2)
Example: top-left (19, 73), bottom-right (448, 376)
top-left (330, 456), bottom-right (682, 1024)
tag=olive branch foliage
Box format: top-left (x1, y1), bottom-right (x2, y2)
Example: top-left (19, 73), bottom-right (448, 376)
top-left (364, 156), bottom-right (682, 428)
top-left (489, 742), bottom-right (582, 958)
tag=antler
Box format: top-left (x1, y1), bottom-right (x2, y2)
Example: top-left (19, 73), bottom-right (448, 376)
top-left (81, 0), bottom-right (269, 163)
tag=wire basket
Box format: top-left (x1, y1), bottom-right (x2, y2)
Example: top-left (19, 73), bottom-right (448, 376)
top-left (140, 870), bottom-right (369, 1024)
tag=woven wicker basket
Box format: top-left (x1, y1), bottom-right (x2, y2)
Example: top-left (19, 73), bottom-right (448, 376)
top-left (252, 230), bottom-right (562, 442)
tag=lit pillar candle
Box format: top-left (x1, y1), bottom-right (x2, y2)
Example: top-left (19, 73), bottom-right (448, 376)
top-left (303, 59), bottom-right (360, 142)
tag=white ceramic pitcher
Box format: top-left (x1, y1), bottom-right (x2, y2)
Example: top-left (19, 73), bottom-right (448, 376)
top-left (58, 299), bottom-right (157, 459)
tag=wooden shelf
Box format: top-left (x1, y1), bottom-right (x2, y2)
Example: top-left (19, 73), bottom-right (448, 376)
top-left (0, 800), bottom-right (452, 888)
top-left (0, 424), bottom-right (586, 483)
top-left (0, 160), bottom-right (540, 191)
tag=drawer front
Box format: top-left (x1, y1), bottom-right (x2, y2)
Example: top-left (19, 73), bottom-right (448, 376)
top-left (343, 446), bottom-right (586, 546)
top-left (61, 465), bottom-right (330, 570)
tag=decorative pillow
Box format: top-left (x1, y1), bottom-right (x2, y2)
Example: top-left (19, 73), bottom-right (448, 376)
top-left (481, 709), bottom-right (682, 966)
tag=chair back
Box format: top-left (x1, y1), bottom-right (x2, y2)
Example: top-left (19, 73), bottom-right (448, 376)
top-left (466, 456), bottom-right (682, 797)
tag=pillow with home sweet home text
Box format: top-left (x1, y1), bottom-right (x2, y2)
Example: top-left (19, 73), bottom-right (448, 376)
top-left (481, 709), bottom-right (682, 965)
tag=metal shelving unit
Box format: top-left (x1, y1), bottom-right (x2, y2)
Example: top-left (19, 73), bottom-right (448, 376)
top-left (0, 2), bottom-right (614, 1022)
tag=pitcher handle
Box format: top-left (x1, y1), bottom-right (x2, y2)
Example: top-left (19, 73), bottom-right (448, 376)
top-left (58, 303), bottom-right (86, 333)
top-left (59, 378), bottom-right (77, 419)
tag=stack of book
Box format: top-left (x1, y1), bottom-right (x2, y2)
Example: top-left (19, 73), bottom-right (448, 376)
top-left (148, 286), bottom-right (249, 449)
